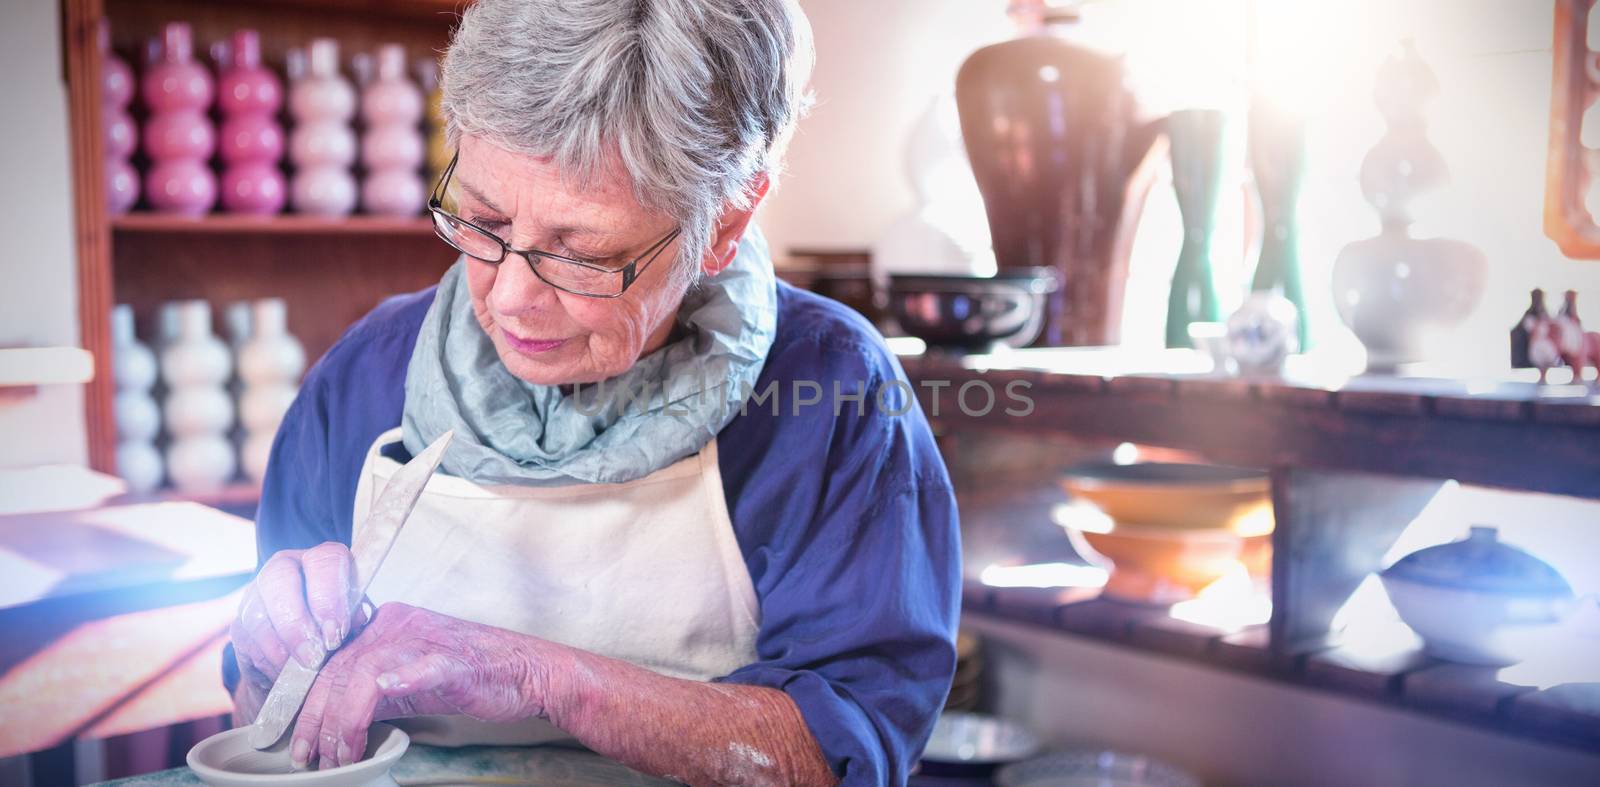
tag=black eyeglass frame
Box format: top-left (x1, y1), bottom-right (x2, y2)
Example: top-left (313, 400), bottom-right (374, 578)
top-left (427, 151), bottom-right (683, 299)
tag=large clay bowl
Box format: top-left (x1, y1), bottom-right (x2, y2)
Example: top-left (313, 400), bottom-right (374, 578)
top-left (1061, 462), bottom-right (1273, 534)
top-left (1072, 524), bottom-right (1244, 604)
top-left (187, 723), bottom-right (408, 787)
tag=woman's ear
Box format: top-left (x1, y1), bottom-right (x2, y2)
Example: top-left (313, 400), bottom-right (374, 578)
top-left (700, 173), bottom-right (772, 277)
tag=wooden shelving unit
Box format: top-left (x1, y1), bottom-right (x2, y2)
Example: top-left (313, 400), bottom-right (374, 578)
top-left (903, 347), bottom-right (1600, 754)
top-left (63, 0), bottom-right (463, 476)
top-left (109, 481), bottom-right (262, 512)
top-left (113, 214), bottom-right (434, 235)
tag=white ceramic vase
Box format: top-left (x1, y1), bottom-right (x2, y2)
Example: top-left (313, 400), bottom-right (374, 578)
top-left (167, 435), bottom-right (238, 493)
top-left (112, 304), bottom-right (163, 492)
top-left (1332, 229), bottom-right (1485, 370)
top-left (112, 305), bottom-right (159, 393)
top-left (289, 38), bottom-right (358, 216)
top-left (360, 44), bottom-right (425, 217)
top-left (116, 441), bottom-right (165, 494)
top-left (161, 301), bottom-right (232, 387)
top-left (114, 389), bottom-right (161, 442)
top-left (161, 301), bottom-right (237, 492)
top-left (237, 298), bottom-right (304, 484)
top-left (238, 299), bottom-right (306, 385)
top-left (1331, 41), bottom-right (1484, 372)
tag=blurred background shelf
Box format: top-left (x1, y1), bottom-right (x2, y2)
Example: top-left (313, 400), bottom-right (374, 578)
top-left (108, 481), bottom-right (261, 516)
top-left (112, 214), bottom-right (434, 236)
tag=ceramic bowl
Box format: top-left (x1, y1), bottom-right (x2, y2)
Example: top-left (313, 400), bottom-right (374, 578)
top-left (1060, 462), bottom-right (1272, 535)
top-left (187, 723), bottom-right (409, 787)
top-left (1070, 524), bottom-right (1246, 605)
top-left (887, 268), bottom-right (1058, 351)
top-left (995, 749), bottom-right (1202, 787)
top-left (919, 712), bottom-right (1041, 778)
top-left (1380, 526), bottom-right (1576, 666)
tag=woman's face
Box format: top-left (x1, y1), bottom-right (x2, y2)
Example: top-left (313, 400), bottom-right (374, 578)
top-left (451, 135), bottom-right (689, 386)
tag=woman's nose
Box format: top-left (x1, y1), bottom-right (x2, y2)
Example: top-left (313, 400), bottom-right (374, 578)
top-left (487, 251), bottom-right (562, 317)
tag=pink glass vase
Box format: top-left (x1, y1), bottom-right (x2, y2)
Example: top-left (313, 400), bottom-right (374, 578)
top-left (101, 20), bottom-right (139, 214)
top-left (221, 160), bottom-right (287, 215)
top-left (108, 158), bottom-right (141, 215)
top-left (141, 23), bottom-right (213, 113)
top-left (217, 30), bottom-right (282, 116)
top-left (217, 29), bottom-right (284, 216)
top-left (146, 159), bottom-right (218, 216)
top-left (219, 113), bottom-right (284, 163)
top-left (141, 22), bottom-right (216, 215)
top-left (143, 109), bottom-right (215, 160)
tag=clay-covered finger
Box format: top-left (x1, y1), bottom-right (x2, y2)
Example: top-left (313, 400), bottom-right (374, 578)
top-left (233, 589), bottom-right (292, 680)
top-left (288, 657), bottom-right (335, 771)
top-left (256, 552), bottom-right (325, 669)
top-left (318, 647), bottom-right (398, 768)
top-left (311, 647), bottom-right (366, 769)
top-left (300, 542), bottom-right (357, 651)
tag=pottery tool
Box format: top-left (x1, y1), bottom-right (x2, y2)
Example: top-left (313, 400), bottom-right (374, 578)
top-left (247, 430), bottom-right (454, 750)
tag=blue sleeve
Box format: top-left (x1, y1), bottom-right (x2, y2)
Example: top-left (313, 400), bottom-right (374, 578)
top-left (717, 301), bottom-right (961, 786)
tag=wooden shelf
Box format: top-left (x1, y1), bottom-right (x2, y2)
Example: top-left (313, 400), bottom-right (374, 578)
top-left (113, 214), bottom-right (435, 236)
top-left (964, 585), bottom-right (1600, 753)
top-left (109, 482), bottom-right (261, 515)
top-left (900, 348), bottom-right (1600, 500)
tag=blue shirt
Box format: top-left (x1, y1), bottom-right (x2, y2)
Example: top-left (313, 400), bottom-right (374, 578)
top-left (231, 281), bottom-right (960, 785)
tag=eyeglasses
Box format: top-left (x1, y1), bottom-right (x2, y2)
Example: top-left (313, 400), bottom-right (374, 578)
top-left (427, 152), bottom-right (682, 298)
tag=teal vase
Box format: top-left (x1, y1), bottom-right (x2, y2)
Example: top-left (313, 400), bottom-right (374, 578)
top-left (1248, 101), bottom-right (1309, 349)
top-left (1165, 109), bottom-right (1227, 348)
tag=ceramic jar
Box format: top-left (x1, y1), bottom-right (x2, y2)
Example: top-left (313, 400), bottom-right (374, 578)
top-left (1225, 292), bottom-right (1299, 375)
top-left (141, 23), bottom-right (216, 216)
top-left (161, 301), bottom-right (236, 491)
top-left (218, 30), bottom-right (285, 215)
top-left (1331, 41), bottom-right (1484, 371)
top-left (360, 44), bottom-right (426, 216)
top-left (237, 298), bottom-right (304, 483)
top-left (112, 305), bottom-right (163, 492)
top-left (101, 21), bottom-right (140, 215)
top-left (289, 38), bottom-right (358, 216)
top-left (1380, 526), bottom-right (1577, 666)
top-left (955, 6), bottom-right (1162, 346)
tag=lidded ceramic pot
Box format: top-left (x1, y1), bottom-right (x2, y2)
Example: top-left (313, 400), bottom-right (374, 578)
top-left (1380, 526), bottom-right (1576, 666)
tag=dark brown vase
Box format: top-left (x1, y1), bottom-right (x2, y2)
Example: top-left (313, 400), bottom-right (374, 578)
top-left (955, 10), bottom-right (1164, 346)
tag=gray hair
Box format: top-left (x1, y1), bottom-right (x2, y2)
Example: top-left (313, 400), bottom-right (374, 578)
top-left (441, 0), bottom-right (814, 284)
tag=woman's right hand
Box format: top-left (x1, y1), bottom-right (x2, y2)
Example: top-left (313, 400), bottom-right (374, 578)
top-left (231, 542), bottom-right (363, 691)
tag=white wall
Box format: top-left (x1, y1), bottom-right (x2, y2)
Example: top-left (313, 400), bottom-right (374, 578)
top-left (764, 0), bottom-right (1600, 371)
top-left (758, 0), bottom-right (1013, 258)
top-left (0, 0), bottom-right (89, 468)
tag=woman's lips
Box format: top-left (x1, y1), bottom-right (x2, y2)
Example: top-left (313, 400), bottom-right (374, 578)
top-left (502, 330), bottom-right (567, 355)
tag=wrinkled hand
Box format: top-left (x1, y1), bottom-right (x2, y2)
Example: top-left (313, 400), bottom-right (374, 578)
top-left (231, 543), bottom-right (364, 698)
top-left (289, 602), bottom-right (544, 770)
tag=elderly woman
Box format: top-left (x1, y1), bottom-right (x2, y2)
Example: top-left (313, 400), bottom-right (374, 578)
top-left (224, 1), bottom-right (958, 784)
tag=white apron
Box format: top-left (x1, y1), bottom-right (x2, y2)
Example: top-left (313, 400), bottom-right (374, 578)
top-left (351, 427), bottom-right (761, 746)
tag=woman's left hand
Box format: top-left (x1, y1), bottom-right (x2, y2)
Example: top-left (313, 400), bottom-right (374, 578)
top-left (288, 602), bottom-right (546, 770)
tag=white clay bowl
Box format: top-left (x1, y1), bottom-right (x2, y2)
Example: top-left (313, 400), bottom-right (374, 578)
top-left (187, 724), bottom-right (409, 787)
